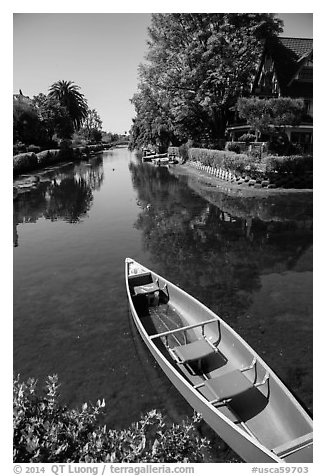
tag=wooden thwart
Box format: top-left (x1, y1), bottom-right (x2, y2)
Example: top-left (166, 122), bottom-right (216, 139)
top-left (149, 317), bottom-right (219, 340)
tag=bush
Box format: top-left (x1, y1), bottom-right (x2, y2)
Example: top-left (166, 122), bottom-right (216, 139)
top-left (71, 138), bottom-right (87, 148)
top-left (225, 142), bottom-right (241, 154)
top-left (268, 132), bottom-right (290, 155)
top-left (36, 149), bottom-right (61, 166)
top-left (188, 146), bottom-right (312, 187)
top-left (13, 152), bottom-right (38, 175)
top-left (179, 143), bottom-right (190, 163)
top-left (13, 142), bottom-right (27, 155)
top-left (264, 155), bottom-right (313, 176)
top-left (238, 133), bottom-right (256, 144)
top-left (167, 146), bottom-right (179, 157)
top-left (27, 144), bottom-right (41, 153)
top-left (13, 375), bottom-right (207, 463)
top-left (59, 139), bottom-right (72, 150)
top-left (189, 148), bottom-right (250, 172)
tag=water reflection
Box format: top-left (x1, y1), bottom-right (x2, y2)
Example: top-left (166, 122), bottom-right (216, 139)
top-left (13, 156), bottom-right (104, 246)
top-left (129, 161), bottom-right (313, 412)
top-left (13, 150), bottom-right (312, 454)
top-left (129, 162), bottom-right (311, 315)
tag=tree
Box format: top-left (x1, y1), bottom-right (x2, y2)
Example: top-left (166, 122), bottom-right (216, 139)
top-left (32, 93), bottom-right (74, 141)
top-left (130, 83), bottom-right (178, 151)
top-left (236, 97), bottom-right (305, 138)
top-left (131, 14), bottom-right (283, 148)
top-left (48, 80), bottom-right (88, 131)
top-left (80, 108), bottom-right (103, 142)
top-left (13, 95), bottom-right (44, 145)
top-left (102, 131), bottom-right (120, 144)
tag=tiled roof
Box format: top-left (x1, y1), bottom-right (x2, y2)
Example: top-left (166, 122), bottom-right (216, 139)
top-left (278, 37), bottom-right (313, 60)
top-left (266, 36), bottom-right (313, 97)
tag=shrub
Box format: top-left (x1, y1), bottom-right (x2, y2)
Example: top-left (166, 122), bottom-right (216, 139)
top-left (248, 148), bottom-right (262, 160)
top-left (189, 148), bottom-right (248, 171)
top-left (264, 155), bottom-right (313, 176)
top-left (36, 150), bottom-right (51, 165)
top-left (268, 132), bottom-right (290, 155)
top-left (27, 144), bottom-right (41, 153)
top-left (59, 139), bottom-right (72, 150)
top-left (167, 146), bottom-right (179, 157)
top-left (13, 375), bottom-right (207, 463)
top-left (13, 142), bottom-right (27, 155)
top-left (36, 150), bottom-right (61, 166)
top-left (71, 138), bottom-right (87, 148)
top-left (13, 152), bottom-right (38, 175)
top-left (287, 142), bottom-right (304, 155)
top-left (189, 147), bottom-right (221, 166)
top-left (188, 146), bottom-right (312, 186)
top-left (207, 139), bottom-right (226, 150)
top-left (225, 143), bottom-right (241, 154)
top-left (179, 143), bottom-right (190, 162)
top-left (238, 133), bottom-right (256, 144)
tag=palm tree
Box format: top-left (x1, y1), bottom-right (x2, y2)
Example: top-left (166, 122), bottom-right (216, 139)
top-left (48, 80), bottom-right (88, 130)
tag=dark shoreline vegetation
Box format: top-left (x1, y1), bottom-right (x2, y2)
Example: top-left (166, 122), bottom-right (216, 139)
top-left (169, 146), bottom-right (312, 191)
top-left (13, 375), bottom-right (212, 463)
top-left (14, 143), bottom-right (312, 193)
top-left (13, 143), bottom-right (107, 177)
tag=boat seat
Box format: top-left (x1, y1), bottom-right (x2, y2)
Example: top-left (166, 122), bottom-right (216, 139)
top-left (133, 282), bottom-right (160, 296)
top-left (171, 339), bottom-right (215, 364)
top-left (272, 432), bottom-right (313, 458)
top-left (205, 369), bottom-right (253, 402)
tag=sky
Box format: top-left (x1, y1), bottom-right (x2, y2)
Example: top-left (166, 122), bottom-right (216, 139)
top-left (13, 12), bottom-right (313, 135)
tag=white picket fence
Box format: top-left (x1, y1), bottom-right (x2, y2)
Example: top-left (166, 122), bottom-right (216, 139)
top-left (187, 160), bottom-right (237, 182)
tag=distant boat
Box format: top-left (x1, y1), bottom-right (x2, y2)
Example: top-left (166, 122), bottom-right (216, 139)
top-left (142, 151), bottom-right (169, 164)
top-left (152, 156), bottom-right (169, 166)
top-left (142, 149), bottom-right (156, 162)
top-left (125, 258), bottom-right (313, 463)
top-left (142, 154), bottom-right (155, 163)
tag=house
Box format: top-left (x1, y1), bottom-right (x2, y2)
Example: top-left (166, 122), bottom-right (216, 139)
top-left (226, 36), bottom-right (313, 153)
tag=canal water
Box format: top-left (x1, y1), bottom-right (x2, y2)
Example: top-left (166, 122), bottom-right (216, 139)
top-left (13, 148), bottom-right (312, 457)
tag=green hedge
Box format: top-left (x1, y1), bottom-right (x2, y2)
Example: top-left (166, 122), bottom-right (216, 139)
top-left (263, 155), bottom-right (313, 175)
top-left (36, 149), bottom-right (61, 166)
top-left (14, 144), bottom-right (104, 175)
top-left (189, 147), bottom-right (258, 175)
top-left (188, 148), bottom-right (313, 187)
top-left (263, 155), bottom-right (313, 188)
top-left (27, 144), bottom-right (41, 153)
top-left (13, 152), bottom-right (38, 174)
top-left (13, 375), bottom-right (207, 463)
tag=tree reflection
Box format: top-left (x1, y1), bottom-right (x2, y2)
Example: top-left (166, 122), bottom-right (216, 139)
top-left (43, 177), bottom-right (93, 223)
top-left (13, 157), bottom-right (104, 246)
top-left (129, 162), bottom-right (312, 318)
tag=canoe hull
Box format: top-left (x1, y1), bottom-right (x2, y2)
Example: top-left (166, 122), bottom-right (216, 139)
top-left (128, 304), bottom-right (282, 462)
top-left (125, 258), bottom-right (312, 463)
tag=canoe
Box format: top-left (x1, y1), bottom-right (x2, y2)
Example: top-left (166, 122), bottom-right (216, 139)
top-left (125, 258), bottom-right (313, 463)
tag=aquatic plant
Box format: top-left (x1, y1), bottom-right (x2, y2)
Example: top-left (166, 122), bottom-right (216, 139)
top-left (13, 375), bottom-right (208, 463)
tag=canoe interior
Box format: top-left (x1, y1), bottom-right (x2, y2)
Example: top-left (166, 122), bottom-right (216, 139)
top-left (126, 260), bottom-right (312, 462)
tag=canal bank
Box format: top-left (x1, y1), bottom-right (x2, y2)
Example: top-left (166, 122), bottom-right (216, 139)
top-left (168, 162), bottom-right (313, 223)
top-left (170, 161), bottom-right (313, 196)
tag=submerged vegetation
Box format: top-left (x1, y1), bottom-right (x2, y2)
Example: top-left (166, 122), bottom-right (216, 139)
top-left (13, 375), bottom-right (208, 463)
